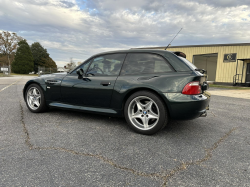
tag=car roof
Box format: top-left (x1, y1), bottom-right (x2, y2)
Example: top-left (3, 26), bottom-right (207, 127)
top-left (92, 49), bottom-right (173, 57)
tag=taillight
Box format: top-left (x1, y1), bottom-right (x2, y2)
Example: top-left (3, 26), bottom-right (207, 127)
top-left (182, 81), bottom-right (201, 95)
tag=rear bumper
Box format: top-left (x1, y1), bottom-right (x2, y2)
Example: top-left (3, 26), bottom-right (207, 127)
top-left (163, 91), bottom-right (211, 120)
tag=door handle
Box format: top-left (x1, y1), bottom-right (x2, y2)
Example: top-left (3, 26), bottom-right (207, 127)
top-left (101, 82), bottom-right (111, 86)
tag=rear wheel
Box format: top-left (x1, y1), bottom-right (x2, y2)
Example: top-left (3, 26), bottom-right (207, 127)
top-left (124, 91), bottom-right (168, 135)
top-left (25, 84), bottom-right (48, 113)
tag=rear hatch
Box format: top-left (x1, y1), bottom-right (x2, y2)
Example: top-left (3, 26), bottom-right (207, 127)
top-left (177, 56), bottom-right (208, 92)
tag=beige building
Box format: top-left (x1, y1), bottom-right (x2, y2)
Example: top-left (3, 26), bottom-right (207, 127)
top-left (141, 43), bottom-right (250, 85)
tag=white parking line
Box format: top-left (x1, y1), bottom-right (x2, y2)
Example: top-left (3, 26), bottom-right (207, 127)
top-left (0, 79), bottom-right (22, 93)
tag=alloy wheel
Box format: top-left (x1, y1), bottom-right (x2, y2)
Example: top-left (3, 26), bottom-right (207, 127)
top-left (27, 87), bottom-right (41, 110)
top-left (128, 96), bottom-right (160, 130)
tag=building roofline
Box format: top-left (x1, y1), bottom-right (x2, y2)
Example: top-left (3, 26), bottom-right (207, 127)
top-left (135, 43), bottom-right (250, 49)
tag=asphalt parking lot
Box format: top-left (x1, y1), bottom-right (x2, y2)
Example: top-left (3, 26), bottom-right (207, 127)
top-left (0, 76), bottom-right (249, 187)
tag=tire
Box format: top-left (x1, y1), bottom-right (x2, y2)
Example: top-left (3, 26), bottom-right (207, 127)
top-left (25, 84), bottom-right (48, 113)
top-left (124, 91), bottom-right (168, 135)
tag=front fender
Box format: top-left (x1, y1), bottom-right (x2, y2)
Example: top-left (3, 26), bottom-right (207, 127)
top-left (23, 79), bottom-right (46, 100)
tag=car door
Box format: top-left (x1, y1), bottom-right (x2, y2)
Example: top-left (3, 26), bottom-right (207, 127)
top-left (60, 53), bottom-right (126, 108)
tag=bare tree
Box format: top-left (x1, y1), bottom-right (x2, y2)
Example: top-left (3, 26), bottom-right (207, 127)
top-left (65, 57), bottom-right (76, 70)
top-left (0, 31), bottom-right (23, 74)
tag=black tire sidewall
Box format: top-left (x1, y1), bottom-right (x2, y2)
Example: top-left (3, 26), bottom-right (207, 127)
top-left (25, 84), bottom-right (47, 113)
top-left (124, 91), bottom-right (168, 135)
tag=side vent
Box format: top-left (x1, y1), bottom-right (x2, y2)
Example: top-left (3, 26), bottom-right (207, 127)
top-left (45, 80), bottom-right (61, 84)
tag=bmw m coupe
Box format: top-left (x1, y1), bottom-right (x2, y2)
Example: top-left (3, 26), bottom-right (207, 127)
top-left (23, 49), bottom-right (210, 135)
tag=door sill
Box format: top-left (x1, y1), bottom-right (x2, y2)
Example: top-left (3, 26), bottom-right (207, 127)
top-left (49, 102), bottom-right (117, 114)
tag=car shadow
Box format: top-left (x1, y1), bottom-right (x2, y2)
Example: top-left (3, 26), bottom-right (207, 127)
top-left (48, 107), bottom-right (196, 135)
top-left (47, 107), bottom-right (129, 126)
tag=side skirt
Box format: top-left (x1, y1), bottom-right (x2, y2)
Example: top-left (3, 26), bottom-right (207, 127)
top-left (49, 102), bottom-right (123, 117)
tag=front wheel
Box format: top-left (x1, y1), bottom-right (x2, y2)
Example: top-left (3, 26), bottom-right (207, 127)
top-left (124, 91), bottom-right (168, 135)
top-left (25, 84), bottom-right (48, 113)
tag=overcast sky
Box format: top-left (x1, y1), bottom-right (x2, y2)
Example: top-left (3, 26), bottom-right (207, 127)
top-left (0, 0), bottom-right (249, 66)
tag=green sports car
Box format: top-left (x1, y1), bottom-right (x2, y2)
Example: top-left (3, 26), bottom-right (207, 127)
top-left (23, 49), bottom-right (210, 135)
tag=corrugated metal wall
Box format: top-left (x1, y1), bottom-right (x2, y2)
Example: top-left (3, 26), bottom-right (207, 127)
top-left (158, 46), bottom-right (250, 83)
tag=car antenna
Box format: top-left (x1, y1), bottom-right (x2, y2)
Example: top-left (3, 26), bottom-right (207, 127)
top-left (165, 28), bottom-right (183, 50)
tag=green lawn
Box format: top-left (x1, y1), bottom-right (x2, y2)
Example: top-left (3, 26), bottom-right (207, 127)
top-left (0, 73), bottom-right (8, 77)
top-left (10, 73), bottom-right (38, 76)
top-left (0, 73), bottom-right (38, 77)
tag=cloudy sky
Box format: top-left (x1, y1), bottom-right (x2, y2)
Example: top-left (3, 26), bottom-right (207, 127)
top-left (0, 0), bottom-right (250, 66)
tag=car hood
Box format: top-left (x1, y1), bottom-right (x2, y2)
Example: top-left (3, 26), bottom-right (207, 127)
top-left (39, 72), bottom-right (68, 80)
top-left (28, 72), bottom-right (68, 85)
top-left (39, 72), bottom-right (67, 78)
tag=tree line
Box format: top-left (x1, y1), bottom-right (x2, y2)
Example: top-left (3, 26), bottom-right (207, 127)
top-left (0, 31), bottom-right (57, 74)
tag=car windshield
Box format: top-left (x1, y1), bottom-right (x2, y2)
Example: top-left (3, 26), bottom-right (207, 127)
top-left (178, 56), bottom-right (197, 70)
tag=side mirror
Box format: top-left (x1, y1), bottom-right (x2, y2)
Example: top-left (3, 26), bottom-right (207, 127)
top-left (76, 68), bottom-right (84, 76)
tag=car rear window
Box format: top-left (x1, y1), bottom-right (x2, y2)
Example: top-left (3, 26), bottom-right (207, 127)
top-left (121, 53), bottom-right (173, 75)
top-left (163, 52), bottom-right (193, 71)
top-left (178, 56), bottom-right (197, 70)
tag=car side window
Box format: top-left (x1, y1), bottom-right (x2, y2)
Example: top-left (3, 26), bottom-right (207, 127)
top-left (121, 53), bottom-right (173, 75)
top-left (86, 53), bottom-right (126, 76)
top-left (71, 59), bottom-right (92, 74)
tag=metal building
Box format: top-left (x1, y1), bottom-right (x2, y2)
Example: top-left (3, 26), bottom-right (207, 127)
top-left (139, 43), bottom-right (250, 86)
